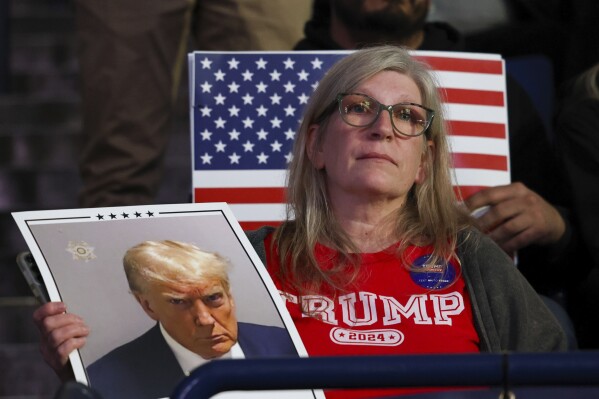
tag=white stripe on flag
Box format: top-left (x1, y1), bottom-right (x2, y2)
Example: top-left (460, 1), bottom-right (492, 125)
top-left (412, 50), bottom-right (503, 61)
top-left (452, 168), bottom-right (511, 186)
top-left (434, 71), bottom-right (506, 91)
top-left (444, 104), bottom-right (507, 123)
top-left (194, 168), bottom-right (512, 192)
top-left (228, 204), bottom-right (288, 221)
top-left (194, 170), bottom-right (288, 188)
top-left (449, 136), bottom-right (510, 156)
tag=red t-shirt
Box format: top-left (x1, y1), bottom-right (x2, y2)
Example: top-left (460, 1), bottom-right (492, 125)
top-left (264, 233), bottom-right (480, 399)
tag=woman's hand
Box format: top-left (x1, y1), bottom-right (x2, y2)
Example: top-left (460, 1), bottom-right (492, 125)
top-left (33, 302), bottom-right (90, 381)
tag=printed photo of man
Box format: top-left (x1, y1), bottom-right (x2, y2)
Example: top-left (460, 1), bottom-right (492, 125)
top-left (87, 240), bottom-right (297, 399)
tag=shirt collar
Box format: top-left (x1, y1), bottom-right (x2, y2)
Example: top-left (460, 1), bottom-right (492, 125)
top-left (159, 323), bottom-right (245, 376)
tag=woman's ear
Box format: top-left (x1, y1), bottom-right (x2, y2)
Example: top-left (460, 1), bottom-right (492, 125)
top-left (306, 123), bottom-right (325, 169)
top-left (415, 139), bottom-right (434, 184)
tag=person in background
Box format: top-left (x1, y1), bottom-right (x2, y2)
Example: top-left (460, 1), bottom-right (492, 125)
top-left (295, 0), bottom-right (457, 51)
top-left (555, 64), bottom-right (599, 348)
top-left (34, 45), bottom-right (567, 399)
top-left (74, 0), bottom-right (311, 207)
top-left (295, 0), bottom-right (587, 348)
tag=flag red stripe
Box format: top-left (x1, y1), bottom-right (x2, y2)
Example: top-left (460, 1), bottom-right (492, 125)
top-left (241, 221), bottom-right (282, 230)
top-left (441, 88), bottom-right (504, 106)
top-left (195, 187), bottom-right (286, 203)
top-left (416, 56), bottom-right (503, 74)
top-left (197, 183), bottom-right (506, 200)
top-left (447, 121), bottom-right (506, 139)
top-left (452, 153), bottom-right (508, 170)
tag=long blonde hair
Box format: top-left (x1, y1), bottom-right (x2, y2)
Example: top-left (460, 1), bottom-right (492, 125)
top-left (274, 45), bottom-right (470, 294)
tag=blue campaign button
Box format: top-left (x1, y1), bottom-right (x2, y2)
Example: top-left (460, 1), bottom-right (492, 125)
top-left (410, 254), bottom-right (457, 289)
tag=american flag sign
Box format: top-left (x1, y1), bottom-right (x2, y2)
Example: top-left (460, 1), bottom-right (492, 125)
top-left (189, 50), bottom-right (510, 230)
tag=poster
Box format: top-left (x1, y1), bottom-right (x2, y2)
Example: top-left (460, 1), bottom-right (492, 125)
top-left (13, 202), bottom-right (320, 399)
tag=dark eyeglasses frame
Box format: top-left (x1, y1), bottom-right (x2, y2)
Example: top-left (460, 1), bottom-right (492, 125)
top-left (315, 92), bottom-right (435, 138)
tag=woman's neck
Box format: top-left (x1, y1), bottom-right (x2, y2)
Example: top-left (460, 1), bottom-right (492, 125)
top-left (332, 196), bottom-right (403, 253)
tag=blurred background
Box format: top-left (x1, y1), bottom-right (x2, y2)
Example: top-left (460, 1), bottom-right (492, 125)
top-left (0, 1), bottom-right (191, 397)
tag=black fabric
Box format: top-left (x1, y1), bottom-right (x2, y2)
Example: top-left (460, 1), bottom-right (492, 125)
top-left (556, 98), bottom-right (599, 348)
top-left (556, 98), bottom-right (599, 267)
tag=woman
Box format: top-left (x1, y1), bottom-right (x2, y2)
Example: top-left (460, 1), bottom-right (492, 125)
top-left (34, 45), bottom-right (566, 398)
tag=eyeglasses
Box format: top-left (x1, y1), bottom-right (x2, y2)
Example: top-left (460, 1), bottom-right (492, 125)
top-left (336, 93), bottom-right (434, 137)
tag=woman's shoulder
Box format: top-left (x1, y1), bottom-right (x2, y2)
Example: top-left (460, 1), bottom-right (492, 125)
top-left (244, 226), bottom-right (277, 263)
top-left (457, 226), bottom-right (484, 249)
top-left (457, 227), bottom-right (514, 269)
top-left (457, 227), bottom-right (526, 300)
top-left (244, 225), bottom-right (276, 243)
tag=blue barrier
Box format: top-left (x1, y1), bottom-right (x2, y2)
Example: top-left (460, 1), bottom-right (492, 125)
top-left (171, 352), bottom-right (599, 399)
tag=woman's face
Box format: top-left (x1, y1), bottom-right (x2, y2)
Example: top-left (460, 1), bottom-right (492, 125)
top-left (308, 70), bottom-right (431, 207)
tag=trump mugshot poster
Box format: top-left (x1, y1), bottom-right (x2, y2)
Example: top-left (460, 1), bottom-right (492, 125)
top-left (13, 203), bottom-right (320, 399)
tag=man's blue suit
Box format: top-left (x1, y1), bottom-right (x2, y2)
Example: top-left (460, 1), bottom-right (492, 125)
top-left (87, 322), bottom-right (297, 399)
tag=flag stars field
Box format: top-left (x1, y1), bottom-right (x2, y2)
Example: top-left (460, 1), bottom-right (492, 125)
top-left (193, 53), bottom-right (344, 178)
